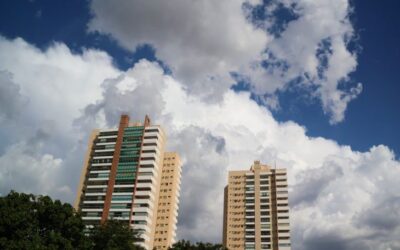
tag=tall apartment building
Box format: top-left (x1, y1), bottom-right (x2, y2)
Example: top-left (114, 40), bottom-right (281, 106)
top-left (74, 115), bottom-right (182, 250)
top-left (223, 161), bottom-right (291, 250)
top-left (153, 152), bottom-right (181, 249)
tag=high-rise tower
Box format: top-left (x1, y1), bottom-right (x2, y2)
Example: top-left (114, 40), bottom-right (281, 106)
top-left (223, 161), bottom-right (291, 250)
top-left (74, 115), bottom-right (182, 249)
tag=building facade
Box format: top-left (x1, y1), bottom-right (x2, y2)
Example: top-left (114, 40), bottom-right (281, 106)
top-left (153, 152), bottom-right (182, 249)
top-left (223, 161), bottom-right (291, 250)
top-left (74, 115), bottom-right (182, 250)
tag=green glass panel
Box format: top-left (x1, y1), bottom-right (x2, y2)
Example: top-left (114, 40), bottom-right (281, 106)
top-left (116, 174), bottom-right (135, 178)
top-left (111, 195), bottom-right (132, 200)
top-left (120, 148), bottom-right (140, 151)
top-left (120, 151), bottom-right (139, 155)
top-left (121, 144), bottom-right (141, 147)
top-left (116, 177), bottom-right (135, 180)
top-left (117, 169), bottom-right (136, 174)
top-left (122, 139), bottom-right (142, 142)
top-left (125, 126), bottom-right (144, 130)
top-left (117, 164), bottom-right (136, 168)
top-left (116, 173), bottom-right (136, 179)
top-left (118, 162), bottom-right (138, 166)
top-left (119, 155), bottom-right (139, 158)
top-left (117, 167), bottom-right (136, 171)
top-left (123, 131), bottom-right (142, 134)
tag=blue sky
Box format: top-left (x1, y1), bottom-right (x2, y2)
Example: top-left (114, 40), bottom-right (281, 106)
top-left (1, 0), bottom-right (400, 249)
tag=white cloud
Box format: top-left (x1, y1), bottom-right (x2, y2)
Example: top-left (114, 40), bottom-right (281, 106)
top-left (0, 130), bottom-right (67, 198)
top-left (0, 37), bottom-right (120, 129)
top-left (0, 71), bottom-right (26, 121)
top-left (0, 37), bottom-right (398, 248)
top-left (169, 126), bottom-right (229, 242)
top-left (89, 0), bottom-right (269, 101)
top-left (73, 56), bottom-right (399, 248)
top-left (246, 0), bottom-right (362, 123)
top-left (89, 0), bottom-right (361, 123)
top-left (292, 145), bottom-right (400, 250)
top-left (0, 36), bottom-right (120, 200)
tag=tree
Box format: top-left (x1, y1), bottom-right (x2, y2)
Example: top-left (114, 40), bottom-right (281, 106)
top-left (0, 191), bottom-right (224, 250)
top-left (169, 240), bottom-right (227, 250)
top-left (0, 191), bottom-right (90, 250)
top-left (89, 220), bottom-right (145, 250)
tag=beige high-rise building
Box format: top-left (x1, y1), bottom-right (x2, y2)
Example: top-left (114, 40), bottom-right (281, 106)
top-left (74, 115), bottom-right (182, 250)
top-left (223, 161), bottom-right (291, 250)
top-left (153, 152), bottom-right (182, 249)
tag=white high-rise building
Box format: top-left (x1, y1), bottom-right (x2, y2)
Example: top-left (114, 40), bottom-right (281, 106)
top-left (74, 115), bottom-right (182, 249)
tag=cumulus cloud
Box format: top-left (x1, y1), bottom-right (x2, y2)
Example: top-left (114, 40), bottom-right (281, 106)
top-left (72, 56), bottom-right (399, 248)
top-left (291, 145), bottom-right (400, 250)
top-left (0, 130), bottom-right (65, 198)
top-left (89, 0), bottom-right (361, 123)
top-left (89, 0), bottom-right (268, 101)
top-left (0, 36), bottom-right (120, 200)
top-left (74, 59), bottom-right (168, 129)
top-left (245, 0), bottom-right (362, 123)
top-left (0, 71), bottom-right (26, 121)
top-left (170, 127), bottom-right (228, 242)
top-left (290, 164), bottom-right (344, 207)
top-left (0, 37), bottom-right (399, 249)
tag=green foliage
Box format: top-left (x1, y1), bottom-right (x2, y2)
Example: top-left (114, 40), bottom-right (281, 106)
top-left (0, 191), bottom-right (224, 250)
top-left (89, 220), bottom-right (144, 250)
top-left (0, 191), bottom-right (89, 250)
top-left (0, 191), bottom-right (146, 250)
top-left (169, 240), bottom-right (227, 250)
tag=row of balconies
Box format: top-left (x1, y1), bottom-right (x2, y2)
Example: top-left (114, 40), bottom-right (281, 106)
top-left (278, 232), bottom-right (291, 238)
top-left (82, 216), bottom-right (101, 221)
top-left (89, 169), bottom-right (110, 176)
top-left (144, 128), bottom-right (165, 139)
top-left (83, 199), bottom-right (105, 204)
top-left (90, 162), bottom-right (112, 167)
top-left (92, 155), bottom-right (113, 161)
top-left (95, 136), bottom-right (118, 144)
top-left (275, 174), bottom-right (287, 180)
top-left (95, 141), bottom-right (116, 146)
top-left (142, 137), bottom-right (161, 148)
top-left (94, 148), bottom-right (115, 154)
top-left (98, 130), bottom-right (118, 137)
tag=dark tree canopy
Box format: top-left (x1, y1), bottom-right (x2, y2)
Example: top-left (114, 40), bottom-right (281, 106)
top-left (0, 191), bottom-right (224, 250)
top-left (0, 191), bottom-right (89, 250)
top-left (0, 191), bottom-right (147, 250)
top-left (89, 220), bottom-right (144, 250)
top-left (169, 240), bottom-right (227, 250)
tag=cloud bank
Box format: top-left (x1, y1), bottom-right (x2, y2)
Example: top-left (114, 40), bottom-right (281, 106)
top-left (89, 0), bottom-right (361, 123)
top-left (0, 36), bottom-right (399, 249)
